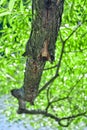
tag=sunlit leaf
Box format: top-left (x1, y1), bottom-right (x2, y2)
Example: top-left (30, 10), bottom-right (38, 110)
top-left (0, 11), bottom-right (11, 17)
top-left (8, 0), bottom-right (16, 12)
top-left (20, 0), bottom-right (24, 13)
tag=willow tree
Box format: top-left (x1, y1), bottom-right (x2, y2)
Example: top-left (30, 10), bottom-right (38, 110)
top-left (11, 0), bottom-right (65, 126)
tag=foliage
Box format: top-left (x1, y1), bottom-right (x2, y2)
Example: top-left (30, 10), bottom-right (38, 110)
top-left (0, 0), bottom-right (87, 129)
top-left (0, 0), bottom-right (31, 94)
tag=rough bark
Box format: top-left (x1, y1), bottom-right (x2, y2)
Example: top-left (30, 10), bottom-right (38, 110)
top-left (11, 0), bottom-right (65, 112)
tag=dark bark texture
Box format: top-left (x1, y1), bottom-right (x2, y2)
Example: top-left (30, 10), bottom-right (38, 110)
top-left (11, 0), bottom-right (65, 111)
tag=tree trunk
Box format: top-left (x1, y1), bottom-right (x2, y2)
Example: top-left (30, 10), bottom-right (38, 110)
top-left (11, 0), bottom-right (65, 112)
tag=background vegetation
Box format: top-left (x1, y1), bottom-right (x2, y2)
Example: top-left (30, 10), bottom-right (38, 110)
top-left (0, 0), bottom-right (87, 129)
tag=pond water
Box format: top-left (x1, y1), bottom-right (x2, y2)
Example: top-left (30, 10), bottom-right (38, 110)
top-left (0, 95), bottom-right (55, 130)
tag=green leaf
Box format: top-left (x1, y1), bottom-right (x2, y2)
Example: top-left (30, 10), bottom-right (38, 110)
top-left (20, 0), bottom-right (24, 13)
top-left (0, 0), bottom-right (4, 5)
top-left (0, 11), bottom-right (11, 17)
top-left (8, 0), bottom-right (16, 12)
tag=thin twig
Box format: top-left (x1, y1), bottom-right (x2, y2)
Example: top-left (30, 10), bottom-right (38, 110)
top-left (44, 65), bottom-right (57, 71)
top-left (64, 48), bottom-right (87, 53)
top-left (60, 111), bottom-right (87, 121)
top-left (45, 96), bottom-right (68, 112)
top-left (54, 23), bottom-right (82, 75)
top-left (55, 23), bottom-right (82, 75)
top-left (63, 23), bottom-right (82, 44)
top-left (38, 74), bottom-right (58, 94)
top-left (68, 75), bottom-right (84, 97)
top-left (55, 42), bottom-right (65, 75)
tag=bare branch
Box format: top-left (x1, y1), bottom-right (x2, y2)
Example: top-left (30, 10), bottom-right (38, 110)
top-left (63, 22), bottom-right (82, 44)
top-left (64, 47), bottom-right (87, 53)
top-left (55, 42), bottom-right (65, 75)
top-left (44, 65), bottom-right (57, 71)
top-left (68, 75), bottom-right (84, 97)
top-left (58, 119), bottom-right (72, 127)
top-left (45, 87), bottom-right (50, 112)
top-left (17, 108), bottom-right (87, 127)
top-left (47, 87), bottom-right (50, 102)
top-left (17, 108), bottom-right (60, 122)
top-left (54, 22), bottom-right (82, 76)
top-left (60, 111), bottom-right (87, 121)
top-left (45, 96), bottom-right (68, 112)
top-left (38, 74), bottom-right (59, 94)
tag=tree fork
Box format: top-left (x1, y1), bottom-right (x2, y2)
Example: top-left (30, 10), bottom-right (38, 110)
top-left (11, 0), bottom-right (65, 111)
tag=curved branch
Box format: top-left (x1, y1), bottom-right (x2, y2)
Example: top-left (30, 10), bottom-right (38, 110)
top-left (17, 108), bottom-right (87, 127)
top-left (60, 111), bottom-right (87, 121)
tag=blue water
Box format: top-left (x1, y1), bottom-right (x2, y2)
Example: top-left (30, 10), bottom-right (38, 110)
top-left (0, 95), bottom-right (55, 130)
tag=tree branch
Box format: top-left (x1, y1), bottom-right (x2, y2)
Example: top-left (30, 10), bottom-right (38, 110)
top-left (38, 74), bottom-right (58, 94)
top-left (44, 65), bottom-right (57, 71)
top-left (17, 108), bottom-right (87, 127)
top-left (38, 22), bottom-right (82, 95)
top-left (17, 108), bottom-right (60, 122)
top-left (62, 22), bottom-right (82, 44)
top-left (55, 42), bottom-right (65, 75)
top-left (64, 47), bottom-right (87, 53)
top-left (60, 111), bottom-right (87, 121)
top-left (68, 75), bottom-right (84, 97)
top-left (45, 96), bottom-right (68, 112)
